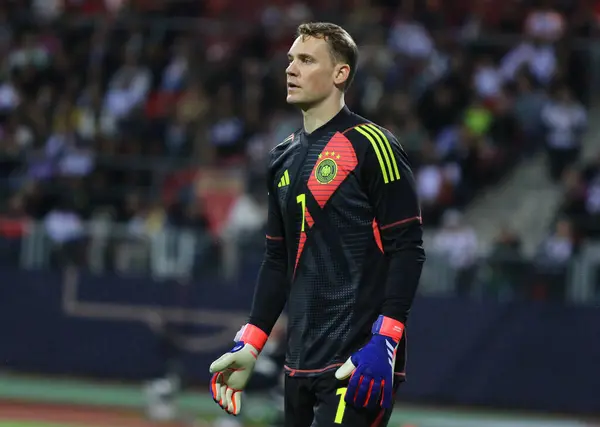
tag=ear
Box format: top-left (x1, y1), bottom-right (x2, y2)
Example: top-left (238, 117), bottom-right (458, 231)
top-left (333, 63), bottom-right (350, 87)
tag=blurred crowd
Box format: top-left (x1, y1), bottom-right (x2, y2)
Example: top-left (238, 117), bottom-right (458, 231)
top-left (0, 0), bottom-right (599, 301)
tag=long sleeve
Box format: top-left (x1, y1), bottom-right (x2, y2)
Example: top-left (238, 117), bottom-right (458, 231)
top-left (359, 124), bottom-right (426, 324)
top-left (247, 176), bottom-right (289, 335)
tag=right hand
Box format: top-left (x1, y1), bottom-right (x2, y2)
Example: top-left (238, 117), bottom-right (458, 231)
top-left (209, 324), bottom-right (268, 416)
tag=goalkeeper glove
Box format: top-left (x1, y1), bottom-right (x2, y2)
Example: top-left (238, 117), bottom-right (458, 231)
top-left (209, 323), bottom-right (268, 415)
top-left (335, 315), bottom-right (404, 409)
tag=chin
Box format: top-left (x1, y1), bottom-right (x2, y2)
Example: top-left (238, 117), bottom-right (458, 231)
top-left (286, 94), bottom-right (303, 104)
top-left (286, 95), bottom-right (315, 110)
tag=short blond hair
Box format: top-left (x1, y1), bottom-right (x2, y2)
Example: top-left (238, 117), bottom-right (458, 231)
top-left (296, 22), bottom-right (358, 91)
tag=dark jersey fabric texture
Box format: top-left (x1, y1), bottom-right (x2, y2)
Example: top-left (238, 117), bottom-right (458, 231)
top-left (248, 106), bottom-right (426, 379)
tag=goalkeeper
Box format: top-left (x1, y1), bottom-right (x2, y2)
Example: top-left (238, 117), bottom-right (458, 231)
top-left (209, 22), bottom-right (425, 427)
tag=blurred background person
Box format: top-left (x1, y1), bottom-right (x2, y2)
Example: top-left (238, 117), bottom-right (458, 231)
top-left (432, 209), bottom-right (479, 296)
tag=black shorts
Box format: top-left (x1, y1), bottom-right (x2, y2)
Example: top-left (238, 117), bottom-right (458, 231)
top-left (284, 372), bottom-right (400, 427)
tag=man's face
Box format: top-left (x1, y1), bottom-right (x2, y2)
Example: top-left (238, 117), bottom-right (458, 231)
top-left (285, 35), bottom-right (340, 108)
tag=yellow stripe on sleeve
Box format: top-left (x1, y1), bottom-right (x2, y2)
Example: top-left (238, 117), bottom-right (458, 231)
top-left (365, 124), bottom-right (400, 181)
top-left (360, 125), bottom-right (395, 182)
top-left (355, 125), bottom-right (389, 184)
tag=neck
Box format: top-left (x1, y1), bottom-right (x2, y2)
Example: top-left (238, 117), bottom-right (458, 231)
top-left (302, 94), bottom-right (345, 134)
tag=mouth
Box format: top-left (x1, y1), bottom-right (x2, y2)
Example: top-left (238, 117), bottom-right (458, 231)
top-left (287, 82), bottom-right (300, 89)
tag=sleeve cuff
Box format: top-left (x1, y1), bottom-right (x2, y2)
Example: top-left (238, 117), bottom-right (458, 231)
top-left (371, 315), bottom-right (404, 343)
top-left (235, 323), bottom-right (269, 352)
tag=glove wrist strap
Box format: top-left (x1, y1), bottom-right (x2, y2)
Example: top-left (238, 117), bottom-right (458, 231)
top-left (372, 315), bottom-right (404, 343)
top-left (236, 323), bottom-right (268, 352)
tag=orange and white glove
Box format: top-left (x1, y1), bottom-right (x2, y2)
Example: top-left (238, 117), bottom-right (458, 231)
top-left (209, 324), bottom-right (268, 416)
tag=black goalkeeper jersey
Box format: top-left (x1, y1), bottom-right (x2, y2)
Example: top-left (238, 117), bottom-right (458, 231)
top-left (248, 106), bottom-right (425, 379)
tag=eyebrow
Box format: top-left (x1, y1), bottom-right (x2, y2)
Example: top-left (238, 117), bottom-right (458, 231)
top-left (287, 52), bottom-right (316, 61)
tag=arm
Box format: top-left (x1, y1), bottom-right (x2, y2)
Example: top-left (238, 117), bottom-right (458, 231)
top-left (361, 125), bottom-right (426, 327)
top-left (209, 173), bottom-right (289, 416)
top-left (335, 125), bottom-right (425, 409)
top-left (247, 177), bottom-right (289, 336)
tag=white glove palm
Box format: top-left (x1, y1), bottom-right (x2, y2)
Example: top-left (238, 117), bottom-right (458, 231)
top-left (209, 342), bottom-right (259, 415)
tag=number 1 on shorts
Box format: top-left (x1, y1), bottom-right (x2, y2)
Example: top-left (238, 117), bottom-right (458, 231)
top-left (335, 387), bottom-right (347, 424)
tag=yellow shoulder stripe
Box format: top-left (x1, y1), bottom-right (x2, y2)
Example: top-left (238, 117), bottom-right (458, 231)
top-left (355, 124), bottom-right (400, 183)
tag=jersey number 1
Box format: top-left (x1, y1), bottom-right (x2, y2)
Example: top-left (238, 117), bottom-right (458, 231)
top-left (335, 387), bottom-right (347, 424)
top-left (296, 193), bottom-right (306, 232)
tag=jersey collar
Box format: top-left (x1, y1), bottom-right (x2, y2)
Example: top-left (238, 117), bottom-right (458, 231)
top-left (302, 105), bottom-right (352, 139)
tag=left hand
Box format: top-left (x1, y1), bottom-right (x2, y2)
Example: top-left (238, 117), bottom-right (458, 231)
top-left (335, 334), bottom-right (397, 409)
top-left (335, 315), bottom-right (404, 409)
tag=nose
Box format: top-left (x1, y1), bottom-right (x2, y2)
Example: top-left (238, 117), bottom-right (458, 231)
top-left (286, 60), bottom-right (298, 77)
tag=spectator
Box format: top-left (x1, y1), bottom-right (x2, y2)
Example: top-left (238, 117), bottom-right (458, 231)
top-left (560, 152), bottom-right (600, 239)
top-left (415, 141), bottom-right (460, 225)
top-left (0, 76), bottom-right (21, 112)
top-left (44, 197), bottom-right (85, 268)
top-left (219, 189), bottom-right (267, 279)
top-left (103, 51), bottom-right (152, 134)
top-left (7, 31), bottom-right (51, 73)
top-left (160, 37), bottom-right (190, 92)
top-left (209, 85), bottom-right (245, 162)
top-left (485, 225), bottom-right (525, 299)
top-left (31, 0), bottom-right (64, 23)
top-left (499, 38), bottom-right (558, 87)
top-left (541, 85), bottom-right (587, 181)
top-left (581, 152), bottom-right (600, 229)
top-left (558, 166), bottom-right (588, 224)
top-left (387, 11), bottom-right (435, 61)
top-left (418, 83), bottom-right (462, 139)
top-left (524, 0), bottom-right (566, 43)
top-left (533, 217), bottom-right (577, 300)
top-left (463, 98), bottom-right (494, 138)
top-left (432, 210), bottom-right (479, 296)
top-left (472, 55), bottom-right (503, 102)
top-left (397, 113), bottom-right (429, 161)
top-left (512, 71), bottom-right (548, 154)
top-left (76, 82), bottom-right (106, 141)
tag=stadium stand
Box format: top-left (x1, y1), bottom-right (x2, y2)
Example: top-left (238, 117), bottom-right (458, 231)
top-left (0, 0), bottom-right (598, 300)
